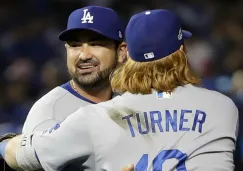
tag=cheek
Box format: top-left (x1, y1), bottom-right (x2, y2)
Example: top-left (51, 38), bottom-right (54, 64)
top-left (98, 51), bottom-right (116, 70)
top-left (67, 51), bottom-right (78, 70)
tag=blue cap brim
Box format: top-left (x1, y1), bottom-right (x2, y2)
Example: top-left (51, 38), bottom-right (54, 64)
top-left (182, 30), bottom-right (192, 39)
top-left (59, 28), bottom-right (122, 42)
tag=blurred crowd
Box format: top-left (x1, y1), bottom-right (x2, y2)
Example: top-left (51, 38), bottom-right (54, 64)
top-left (0, 0), bottom-right (243, 170)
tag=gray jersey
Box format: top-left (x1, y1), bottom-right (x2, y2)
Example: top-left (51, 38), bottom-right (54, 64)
top-left (22, 82), bottom-right (95, 133)
top-left (32, 84), bottom-right (238, 171)
top-left (22, 81), bottom-right (95, 170)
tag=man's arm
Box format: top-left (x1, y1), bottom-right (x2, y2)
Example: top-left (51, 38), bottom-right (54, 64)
top-left (0, 106), bottom-right (91, 170)
top-left (0, 133), bottom-right (20, 169)
top-left (10, 108), bottom-right (93, 171)
top-left (0, 133), bottom-right (42, 171)
top-left (1, 105), bottom-right (137, 171)
top-left (3, 137), bottom-right (135, 171)
top-left (4, 135), bottom-right (24, 170)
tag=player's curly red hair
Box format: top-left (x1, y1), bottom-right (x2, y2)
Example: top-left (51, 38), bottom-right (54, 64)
top-left (110, 46), bottom-right (200, 94)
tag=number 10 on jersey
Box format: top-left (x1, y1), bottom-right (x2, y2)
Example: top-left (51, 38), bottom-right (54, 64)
top-left (136, 149), bottom-right (188, 171)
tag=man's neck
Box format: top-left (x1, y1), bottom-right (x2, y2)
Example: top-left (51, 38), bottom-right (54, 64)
top-left (71, 80), bottom-right (112, 103)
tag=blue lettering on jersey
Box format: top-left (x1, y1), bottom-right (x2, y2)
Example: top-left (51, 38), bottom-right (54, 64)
top-left (150, 111), bottom-right (163, 133)
top-left (192, 110), bottom-right (206, 133)
top-left (179, 110), bottom-right (192, 131)
top-left (48, 123), bottom-right (61, 134)
top-left (42, 120), bottom-right (65, 135)
top-left (165, 110), bottom-right (177, 132)
top-left (136, 112), bottom-right (150, 135)
top-left (122, 114), bottom-right (135, 137)
top-left (122, 109), bottom-right (207, 137)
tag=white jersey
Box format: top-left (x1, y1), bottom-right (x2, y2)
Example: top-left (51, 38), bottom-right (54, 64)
top-left (22, 82), bottom-right (95, 133)
top-left (22, 81), bottom-right (97, 170)
top-left (32, 84), bottom-right (238, 171)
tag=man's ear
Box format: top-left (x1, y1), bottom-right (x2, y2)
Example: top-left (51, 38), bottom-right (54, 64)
top-left (117, 42), bottom-right (127, 63)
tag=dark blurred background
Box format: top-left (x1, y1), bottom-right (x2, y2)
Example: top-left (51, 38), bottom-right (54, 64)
top-left (0, 0), bottom-right (243, 170)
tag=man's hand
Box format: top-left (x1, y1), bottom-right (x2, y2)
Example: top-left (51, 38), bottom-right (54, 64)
top-left (0, 133), bottom-right (17, 159)
top-left (121, 164), bottom-right (134, 171)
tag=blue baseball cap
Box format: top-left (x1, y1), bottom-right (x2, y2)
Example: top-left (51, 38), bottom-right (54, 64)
top-left (59, 6), bottom-right (124, 42)
top-left (125, 9), bottom-right (192, 62)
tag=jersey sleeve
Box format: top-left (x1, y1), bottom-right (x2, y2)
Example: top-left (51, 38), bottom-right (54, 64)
top-left (187, 97), bottom-right (239, 170)
top-left (199, 96), bottom-right (239, 152)
top-left (214, 97), bottom-right (239, 144)
top-left (22, 100), bottom-right (57, 134)
top-left (32, 108), bottom-right (93, 171)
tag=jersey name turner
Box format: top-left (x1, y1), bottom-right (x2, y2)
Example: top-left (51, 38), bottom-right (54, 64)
top-left (122, 109), bottom-right (206, 137)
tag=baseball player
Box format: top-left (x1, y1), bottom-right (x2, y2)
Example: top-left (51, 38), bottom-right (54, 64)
top-left (22, 6), bottom-right (126, 133)
top-left (20, 5), bottom-right (126, 170)
top-left (0, 9), bottom-right (238, 171)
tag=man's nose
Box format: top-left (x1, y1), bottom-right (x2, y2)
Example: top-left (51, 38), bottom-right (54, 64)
top-left (78, 44), bottom-right (92, 60)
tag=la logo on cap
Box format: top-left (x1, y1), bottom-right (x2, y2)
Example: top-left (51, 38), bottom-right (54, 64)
top-left (81, 9), bottom-right (94, 23)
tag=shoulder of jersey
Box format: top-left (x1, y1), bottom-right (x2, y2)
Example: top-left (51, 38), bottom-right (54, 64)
top-left (33, 87), bottom-right (68, 106)
top-left (193, 85), bottom-right (236, 107)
